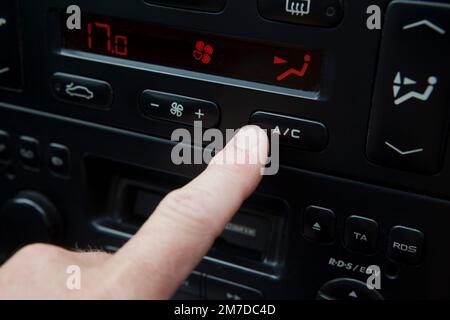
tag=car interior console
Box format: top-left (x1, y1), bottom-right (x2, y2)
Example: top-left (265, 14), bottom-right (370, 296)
top-left (1, 0), bottom-right (450, 300)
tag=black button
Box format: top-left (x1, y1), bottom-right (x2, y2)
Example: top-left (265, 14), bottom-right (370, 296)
top-left (250, 111), bottom-right (328, 151)
top-left (317, 278), bottom-right (383, 300)
top-left (0, 130), bottom-right (11, 162)
top-left (51, 73), bottom-right (113, 109)
top-left (303, 205), bottom-right (335, 243)
top-left (366, 2), bottom-right (450, 174)
top-left (344, 215), bottom-right (378, 255)
top-left (48, 143), bottom-right (70, 177)
top-left (258, 0), bottom-right (344, 27)
top-left (144, 0), bottom-right (226, 12)
top-left (205, 276), bottom-right (263, 300)
top-left (140, 89), bottom-right (220, 128)
top-left (0, 0), bottom-right (22, 89)
top-left (17, 136), bottom-right (40, 169)
top-left (387, 226), bottom-right (424, 265)
top-left (178, 272), bottom-right (202, 297)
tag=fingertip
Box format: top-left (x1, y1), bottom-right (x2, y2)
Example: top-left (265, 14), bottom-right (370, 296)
top-left (211, 124), bottom-right (269, 170)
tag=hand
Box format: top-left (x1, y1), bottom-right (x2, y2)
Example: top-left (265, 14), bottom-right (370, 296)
top-left (0, 125), bottom-right (268, 299)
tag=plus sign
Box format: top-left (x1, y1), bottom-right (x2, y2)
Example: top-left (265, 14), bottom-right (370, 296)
top-left (195, 109), bottom-right (205, 119)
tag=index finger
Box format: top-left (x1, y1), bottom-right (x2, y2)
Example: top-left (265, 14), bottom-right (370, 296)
top-left (104, 125), bottom-right (269, 299)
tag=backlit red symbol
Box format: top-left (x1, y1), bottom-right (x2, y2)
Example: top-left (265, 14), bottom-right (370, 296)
top-left (274, 54), bottom-right (311, 81)
top-left (193, 41), bottom-right (214, 64)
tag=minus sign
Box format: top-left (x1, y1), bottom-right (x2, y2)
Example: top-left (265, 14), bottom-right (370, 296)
top-left (150, 103), bottom-right (159, 107)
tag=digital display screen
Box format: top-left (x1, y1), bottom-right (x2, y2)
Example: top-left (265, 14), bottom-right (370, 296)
top-left (62, 14), bottom-right (323, 92)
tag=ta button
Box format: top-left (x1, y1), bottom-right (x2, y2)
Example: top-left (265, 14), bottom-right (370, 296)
top-left (344, 215), bottom-right (379, 255)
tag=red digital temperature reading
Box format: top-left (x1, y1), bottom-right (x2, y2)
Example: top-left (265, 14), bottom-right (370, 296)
top-left (86, 21), bottom-right (128, 57)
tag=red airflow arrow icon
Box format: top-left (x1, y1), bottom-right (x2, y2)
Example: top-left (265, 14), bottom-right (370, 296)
top-left (274, 56), bottom-right (288, 64)
top-left (274, 54), bottom-right (311, 81)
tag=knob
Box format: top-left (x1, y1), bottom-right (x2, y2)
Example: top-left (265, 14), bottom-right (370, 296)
top-left (316, 278), bottom-right (384, 300)
top-left (0, 191), bottom-right (62, 256)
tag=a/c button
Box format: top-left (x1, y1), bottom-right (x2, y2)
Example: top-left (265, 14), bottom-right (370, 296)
top-left (250, 111), bottom-right (328, 151)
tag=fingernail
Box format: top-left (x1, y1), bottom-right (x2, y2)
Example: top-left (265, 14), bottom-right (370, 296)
top-left (234, 125), bottom-right (266, 151)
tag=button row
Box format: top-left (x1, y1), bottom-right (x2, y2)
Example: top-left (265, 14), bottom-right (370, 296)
top-left (50, 73), bottom-right (221, 128)
top-left (303, 206), bottom-right (424, 265)
top-left (0, 131), bottom-right (71, 177)
top-left (50, 73), bottom-right (329, 153)
top-left (177, 272), bottom-right (263, 300)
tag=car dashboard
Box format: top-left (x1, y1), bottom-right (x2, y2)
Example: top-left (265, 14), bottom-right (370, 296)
top-left (0, 0), bottom-right (450, 300)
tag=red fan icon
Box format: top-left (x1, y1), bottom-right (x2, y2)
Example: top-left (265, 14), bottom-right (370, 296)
top-left (193, 41), bottom-right (214, 64)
